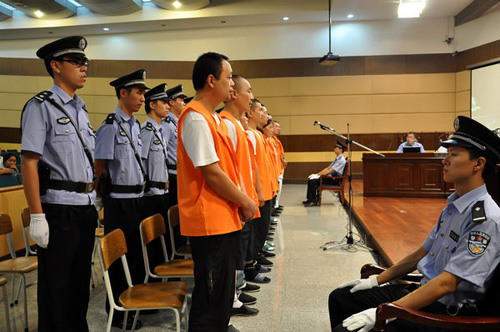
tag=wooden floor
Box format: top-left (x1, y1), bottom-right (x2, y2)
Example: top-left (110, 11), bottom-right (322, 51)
top-left (347, 180), bottom-right (447, 266)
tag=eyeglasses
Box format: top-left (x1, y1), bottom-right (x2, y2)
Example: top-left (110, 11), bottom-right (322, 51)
top-left (59, 58), bottom-right (89, 68)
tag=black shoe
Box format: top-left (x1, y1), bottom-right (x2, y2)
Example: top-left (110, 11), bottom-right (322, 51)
top-left (255, 263), bottom-right (271, 273)
top-left (231, 304), bottom-right (259, 316)
top-left (239, 282), bottom-right (260, 293)
top-left (239, 292), bottom-right (257, 305)
top-left (304, 201), bottom-right (318, 207)
top-left (302, 200), bottom-right (310, 204)
top-left (227, 324), bottom-right (240, 332)
top-left (111, 317), bottom-right (143, 330)
top-left (262, 250), bottom-right (275, 257)
top-left (257, 256), bottom-right (273, 267)
top-left (271, 211), bottom-right (281, 217)
top-left (266, 236), bottom-right (274, 241)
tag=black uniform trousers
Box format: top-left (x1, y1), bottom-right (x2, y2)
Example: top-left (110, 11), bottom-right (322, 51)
top-left (329, 284), bottom-right (479, 332)
top-left (189, 230), bottom-right (241, 332)
top-left (306, 176), bottom-right (340, 203)
top-left (103, 197), bottom-right (145, 322)
top-left (141, 193), bottom-right (172, 267)
top-left (254, 199), bottom-right (272, 256)
top-left (38, 203), bottom-right (97, 332)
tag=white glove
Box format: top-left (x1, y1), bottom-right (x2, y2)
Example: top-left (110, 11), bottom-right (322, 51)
top-left (337, 275), bottom-right (379, 293)
top-left (308, 173), bottom-right (320, 180)
top-left (30, 214), bottom-right (49, 249)
top-left (342, 308), bottom-right (377, 332)
top-left (94, 197), bottom-right (103, 211)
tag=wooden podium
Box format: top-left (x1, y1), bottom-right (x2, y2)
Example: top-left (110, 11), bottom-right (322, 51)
top-left (362, 153), bottom-right (453, 198)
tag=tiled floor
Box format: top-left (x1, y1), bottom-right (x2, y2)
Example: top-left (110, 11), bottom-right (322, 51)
top-left (0, 184), bottom-right (375, 331)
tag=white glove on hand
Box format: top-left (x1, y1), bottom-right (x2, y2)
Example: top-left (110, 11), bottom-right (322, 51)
top-left (29, 214), bottom-right (49, 249)
top-left (342, 308), bottom-right (377, 332)
top-left (308, 173), bottom-right (320, 180)
top-left (94, 197), bottom-right (103, 211)
top-left (337, 275), bottom-right (379, 293)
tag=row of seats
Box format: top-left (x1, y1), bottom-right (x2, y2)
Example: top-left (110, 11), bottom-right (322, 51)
top-left (0, 173), bottom-right (23, 188)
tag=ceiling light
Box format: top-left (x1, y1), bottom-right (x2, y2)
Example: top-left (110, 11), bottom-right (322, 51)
top-left (282, 16), bottom-right (289, 21)
top-left (67, 0), bottom-right (82, 6)
top-left (103, 27), bottom-right (110, 31)
top-left (173, 1), bottom-right (182, 8)
top-left (0, 2), bottom-right (16, 11)
top-left (347, 14), bottom-right (353, 19)
top-left (319, 0), bottom-right (340, 66)
top-left (398, 0), bottom-right (425, 18)
top-left (34, 10), bottom-right (44, 18)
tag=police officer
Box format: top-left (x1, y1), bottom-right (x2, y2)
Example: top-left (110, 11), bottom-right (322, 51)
top-left (94, 69), bottom-right (148, 329)
top-left (161, 84), bottom-right (186, 206)
top-left (329, 116), bottom-right (500, 332)
top-left (140, 83), bottom-right (172, 263)
top-left (21, 36), bottom-right (97, 331)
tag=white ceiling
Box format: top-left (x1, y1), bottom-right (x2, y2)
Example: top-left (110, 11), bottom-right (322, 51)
top-left (0, 0), bottom-right (492, 40)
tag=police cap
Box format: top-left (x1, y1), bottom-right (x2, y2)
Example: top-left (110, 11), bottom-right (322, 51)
top-left (36, 36), bottom-right (88, 61)
top-left (441, 116), bottom-right (500, 162)
top-left (184, 96), bottom-right (193, 104)
top-left (110, 69), bottom-right (150, 90)
top-left (166, 84), bottom-right (187, 100)
top-left (145, 83), bottom-right (168, 102)
top-left (335, 140), bottom-right (347, 151)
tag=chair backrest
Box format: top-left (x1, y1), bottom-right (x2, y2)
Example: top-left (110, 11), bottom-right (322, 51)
top-left (168, 205), bottom-right (180, 228)
top-left (0, 214), bottom-right (13, 235)
top-left (100, 229), bottom-right (127, 271)
top-left (341, 158), bottom-right (349, 177)
top-left (20, 207), bottom-right (30, 228)
top-left (140, 214), bottom-right (166, 246)
top-left (20, 207), bottom-right (36, 256)
top-left (0, 175), bottom-right (19, 188)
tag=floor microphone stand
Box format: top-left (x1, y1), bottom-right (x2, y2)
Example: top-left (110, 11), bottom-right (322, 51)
top-left (314, 122), bottom-right (384, 252)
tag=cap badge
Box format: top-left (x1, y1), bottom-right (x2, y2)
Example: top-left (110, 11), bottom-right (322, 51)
top-left (142, 71), bottom-right (146, 80)
top-left (454, 117), bottom-right (460, 130)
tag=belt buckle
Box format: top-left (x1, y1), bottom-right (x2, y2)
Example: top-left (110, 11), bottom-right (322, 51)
top-left (165, 181), bottom-right (169, 190)
top-left (85, 182), bottom-right (95, 193)
top-left (140, 183), bottom-right (146, 192)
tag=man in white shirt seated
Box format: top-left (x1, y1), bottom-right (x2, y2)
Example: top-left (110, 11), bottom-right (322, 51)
top-left (396, 132), bottom-right (425, 153)
top-left (303, 141), bottom-right (346, 207)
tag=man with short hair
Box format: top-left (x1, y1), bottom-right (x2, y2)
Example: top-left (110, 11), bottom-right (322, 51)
top-left (397, 131), bottom-right (425, 152)
top-left (21, 36), bottom-right (97, 331)
top-left (177, 52), bottom-right (257, 331)
top-left (329, 116), bottom-right (500, 332)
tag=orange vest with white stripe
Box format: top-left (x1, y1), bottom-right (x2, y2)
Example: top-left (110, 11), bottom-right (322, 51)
top-left (177, 101), bottom-right (241, 236)
top-left (250, 128), bottom-right (274, 200)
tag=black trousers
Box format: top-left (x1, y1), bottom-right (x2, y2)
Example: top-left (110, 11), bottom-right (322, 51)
top-left (167, 173), bottom-right (178, 206)
top-left (254, 199), bottom-right (272, 256)
top-left (189, 230), bottom-right (241, 332)
top-left (103, 197), bottom-right (145, 321)
top-left (238, 220), bottom-right (253, 269)
top-left (141, 194), bottom-right (172, 272)
top-left (306, 177), bottom-right (340, 203)
top-left (38, 203), bottom-right (97, 332)
top-left (329, 284), bottom-right (479, 332)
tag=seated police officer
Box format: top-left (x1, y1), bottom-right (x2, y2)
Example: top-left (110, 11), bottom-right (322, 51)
top-left (94, 69), bottom-right (149, 329)
top-left (396, 131), bottom-right (425, 153)
top-left (21, 36), bottom-right (97, 331)
top-left (329, 116), bottom-right (500, 332)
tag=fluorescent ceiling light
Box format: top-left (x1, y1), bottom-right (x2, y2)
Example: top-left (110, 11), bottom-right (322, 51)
top-left (398, 0), bottom-right (425, 18)
top-left (103, 27), bottom-right (110, 31)
top-left (173, 1), bottom-right (182, 8)
top-left (282, 16), bottom-right (289, 21)
top-left (347, 14), bottom-right (353, 19)
top-left (0, 2), bottom-right (16, 11)
top-left (34, 10), bottom-right (44, 18)
top-left (67, 0), bottom-right (82, 6)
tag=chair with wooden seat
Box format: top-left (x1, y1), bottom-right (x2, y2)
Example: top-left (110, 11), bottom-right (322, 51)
top-left (0, 276), bottom-right (12, 332)
top-left (318, 158), bottom-right (349, 206)
top-left (167, 205), bottom-right (191, 260)
top-left (360, 263), bottom-right (500, 331)
top-left (20, 208), bottom-right (36, 256)
top-left (99, 228), bottom-right (189, 332)
top-left (0, 213), bottom-right (38, 332)
top-left (91, 208), bottom-right (105, 288)
top-left (140, 213), bottom-right (194, 283)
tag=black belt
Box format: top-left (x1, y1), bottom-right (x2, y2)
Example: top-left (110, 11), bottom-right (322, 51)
top-left (48, 179), bottom-right (95, 194)
top-left (148, 181), bottom-right (169, 190)
top-left (110, 183), bottom-right (145, 194)
top-left (167, 164), bottom-right (177, 170)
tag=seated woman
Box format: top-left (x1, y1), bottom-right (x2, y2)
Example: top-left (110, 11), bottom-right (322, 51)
top-left (328, 116), bottom-right (500, 332)
top-left (0, 153), bottom-right (19, 175)
top-left (303, 140), bottom-right (346, 207)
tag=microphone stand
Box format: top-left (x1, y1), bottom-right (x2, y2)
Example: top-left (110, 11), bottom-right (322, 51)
top-left (314, 121), bottom-right (384, 252)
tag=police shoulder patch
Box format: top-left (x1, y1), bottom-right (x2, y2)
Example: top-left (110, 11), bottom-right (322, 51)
top-left (467, 230), bottom-right (491, 256)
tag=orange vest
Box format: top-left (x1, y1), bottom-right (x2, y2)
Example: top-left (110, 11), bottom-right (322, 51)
top-left (265, 137), bottom-right (279, 192)
top-left (250, 128), bottom-right (275, 200)
top-left (220, 111), bottom-right (260, 218)
top-left (273, 136), bottom-right (285, 173)
top-left (177, 101), bottom-right (241, 236)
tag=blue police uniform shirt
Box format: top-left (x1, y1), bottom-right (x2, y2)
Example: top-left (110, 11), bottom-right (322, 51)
top-left (21, 84), bottom-right (95, 205)
top-left (95, 107), bottom-right (144, 199)
top-left (140, 117), bottom-right (169, 196)
top-left (417, 184), bottom-right (500, 306)
top-left (161, 112), bottom-right (178, 175)
top-left (327, 154), bottom-right (346, 176)
top-left (396, 141), bottom-right (425, 153)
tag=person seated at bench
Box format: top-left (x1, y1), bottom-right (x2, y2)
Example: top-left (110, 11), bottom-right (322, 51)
top-left (0, 153), bottom-right (19, 175)
top-left (328, 116), bottom-right (500, 332)
top-left (303, 140), bottom-right (346, 207)
top-left (396, 131), bottom-right (425, 153)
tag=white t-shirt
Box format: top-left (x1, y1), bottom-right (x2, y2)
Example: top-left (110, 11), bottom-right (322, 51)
top-left (180, 111), bottom-right (219, 168)
top-left (223, 118), bottom-right (238, 152)
top-left (246, 130), bottom-right (257, 156)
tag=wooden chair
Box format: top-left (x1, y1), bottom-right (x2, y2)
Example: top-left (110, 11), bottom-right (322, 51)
top-left (140, 214), bottom-right (194, 283)
top-left (318, 158), bottom-right (349, 206)
top-left (0, 276), bottom-right (12, 332)
top-left (20, 208), bottom-right (36, 256)
top-left (99, 228), bottom-right (189, 332)
top-left (167, 205), bottom-right (191, 260)
top-left (0, 214), bottom-right (38, 332)
top-left (91, 208), bottom-right (105, 288)
top-left (360, 263), bottom-right (500, 331)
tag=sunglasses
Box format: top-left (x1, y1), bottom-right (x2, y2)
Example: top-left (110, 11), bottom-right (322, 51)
top-left (59, 58), bottom-right (89, 68)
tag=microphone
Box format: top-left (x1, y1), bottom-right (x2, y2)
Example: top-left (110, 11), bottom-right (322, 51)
top-left (314, 121), bottom-right (319, 126)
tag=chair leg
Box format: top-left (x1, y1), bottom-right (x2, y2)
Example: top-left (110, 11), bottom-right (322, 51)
top-left (14, 276), bottom-right (22, 305)
top-left (131, 310), bottom-right (141, 332)
top-left (122, 310), bottom-right (129, 331)
top-left (21, 274), bottom-right (28, 332)
top-left (318, 190), bottom-right (322, 206)
top-left (106, 308), bottom-right (114, 332)
top-left (2, 284), bottom-right (11, 332)
top-left (173, 308), bottom-right (181, 332)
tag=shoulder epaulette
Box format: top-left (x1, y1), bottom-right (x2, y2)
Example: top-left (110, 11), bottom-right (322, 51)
top-left (34, 90), bottom-right (53, 102)
top-left (141, 122), bottom-right (154, 132)
top-left (472, 201), bottom-right (487, 223)
top-left (105, 113), bottom-right (116, 125)
top-left (163, 116), bottom-right (171, 124)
